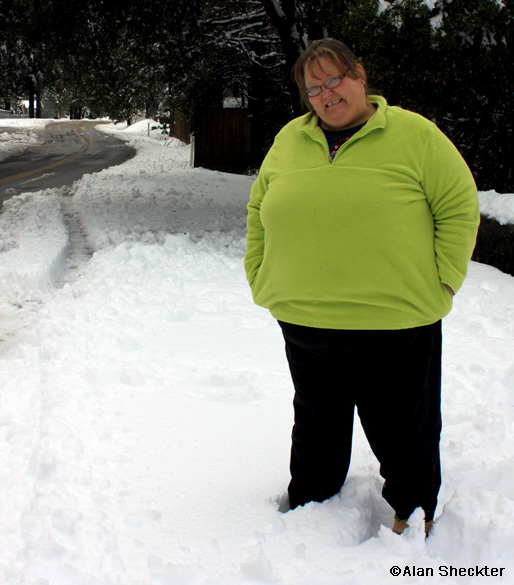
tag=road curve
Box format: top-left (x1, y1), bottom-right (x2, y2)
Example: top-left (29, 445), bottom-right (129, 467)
top-left (0, 121), bottom-right (136, 206)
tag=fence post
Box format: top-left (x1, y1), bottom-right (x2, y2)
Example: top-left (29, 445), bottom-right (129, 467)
top-left (190, 133), bottom-right (195, 168)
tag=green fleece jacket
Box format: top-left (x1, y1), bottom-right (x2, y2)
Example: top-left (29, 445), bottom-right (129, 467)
top-left (245, 96), bottom-right (480, 330)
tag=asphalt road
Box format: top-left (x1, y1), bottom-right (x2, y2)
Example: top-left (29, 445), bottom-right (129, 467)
top-left (0, 120), bottom-right (136, 206)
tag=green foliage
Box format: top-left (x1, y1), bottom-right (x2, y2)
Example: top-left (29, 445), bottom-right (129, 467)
top-left (0, 0), bottom-right (200, 121)
top-left (307, 0), bottom-right (514, 191)
top-left (174, 0), bottom-right (296, 158)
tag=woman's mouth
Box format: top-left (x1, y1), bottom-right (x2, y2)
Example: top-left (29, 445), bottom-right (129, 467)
top-left (326, 99), bottom-right (343, 108)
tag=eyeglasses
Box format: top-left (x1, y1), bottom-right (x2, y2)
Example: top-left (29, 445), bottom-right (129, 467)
top-left (305, 71), bottom-right (348, 98)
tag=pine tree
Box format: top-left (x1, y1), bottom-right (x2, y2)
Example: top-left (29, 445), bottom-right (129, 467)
top-left (305, 0), bottom-right (514, 190)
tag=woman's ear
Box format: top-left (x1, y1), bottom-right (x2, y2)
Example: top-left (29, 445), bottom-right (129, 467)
top-left (356, 64), bottom-right (367, 83)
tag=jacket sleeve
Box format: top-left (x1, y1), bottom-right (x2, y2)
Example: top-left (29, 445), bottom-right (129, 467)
top-left (244, 163), bottom-right (269, 290)
top-left (422, 127), bottom-right (480, 294)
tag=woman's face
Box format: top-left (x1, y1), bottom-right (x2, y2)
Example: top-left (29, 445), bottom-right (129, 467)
top-left (304, 56), bottom-right (372, 131)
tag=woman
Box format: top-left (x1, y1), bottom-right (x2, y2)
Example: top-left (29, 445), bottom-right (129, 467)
top-left (244, 39), bottom-right (479, 534)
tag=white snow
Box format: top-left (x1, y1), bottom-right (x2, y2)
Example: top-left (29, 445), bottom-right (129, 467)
top-left (478, 190), bottom-right (514, 225)
top-left (0, 119), bottom-right (50, 161)
top-left (1, 118), bottom-right (513, 584)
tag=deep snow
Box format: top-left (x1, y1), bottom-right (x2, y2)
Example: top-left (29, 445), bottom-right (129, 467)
top-left (0, 119), bottom-right (513, 585)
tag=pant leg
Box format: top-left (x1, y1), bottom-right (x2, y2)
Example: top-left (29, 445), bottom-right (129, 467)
top-left (278, 321), bottom-right (356, 509)
top-left (356, 321), bottom-right (442, 521)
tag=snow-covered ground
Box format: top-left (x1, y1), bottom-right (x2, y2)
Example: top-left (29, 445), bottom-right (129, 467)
top-left (0, 119), bottom-right (50, 162)
top-left (1, 118), bottom-right (513, 585)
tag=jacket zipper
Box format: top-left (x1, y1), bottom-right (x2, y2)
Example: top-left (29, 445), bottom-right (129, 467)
top-left (303, 130), bottom-right (360, 164)
top-left (328, 132), bottom-right (363, 164)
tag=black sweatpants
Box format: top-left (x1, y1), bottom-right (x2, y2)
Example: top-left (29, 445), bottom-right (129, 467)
top-left (278, 320), bottom-right (442, 521)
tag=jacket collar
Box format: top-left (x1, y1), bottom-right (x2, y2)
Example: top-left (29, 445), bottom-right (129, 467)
top-left (296, 95), bottom-right (388, 140)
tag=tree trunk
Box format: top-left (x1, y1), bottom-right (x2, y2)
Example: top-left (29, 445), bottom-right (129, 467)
top-left (36, 89), bottom-right (42, 118)
top-left (248, 62), bottom-right (267, 163)
top-left (28, 84), bottom-right (35, 118)
top-left (261, 0), bottom-right (306, 116)
top-left (146, 97), bottom-right (158, 120)
top-left (466, 100), bottom-right (492, 177)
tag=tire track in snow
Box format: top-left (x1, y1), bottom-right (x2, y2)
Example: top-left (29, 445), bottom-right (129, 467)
top-left (57, 190), bottom-right (94, 287)
top-left (0, 189), bottom-right (93, 355)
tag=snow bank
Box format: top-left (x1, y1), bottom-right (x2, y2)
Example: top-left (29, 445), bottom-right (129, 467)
top-left (0, 118), bottom-right (52, 130)
top-left (0, 119), bottom-right (51, 161)
top-left (74, 122), bottom-right (249, 250)
top-left (0, 190), bottom-right (69, 302)
top-left (478, 190), bottom-right (514, 225)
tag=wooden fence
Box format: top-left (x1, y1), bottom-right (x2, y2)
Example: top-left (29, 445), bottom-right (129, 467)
top-left (193, 107), bottom-right (255, 173)
top-left (159, 111), bottom-right (191, 144)
top-left (162, 107), bottom-right (258, 174)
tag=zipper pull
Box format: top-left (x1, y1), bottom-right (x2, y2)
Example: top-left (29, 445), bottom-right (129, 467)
top-left (328, 137), bottom-right (345, 163)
